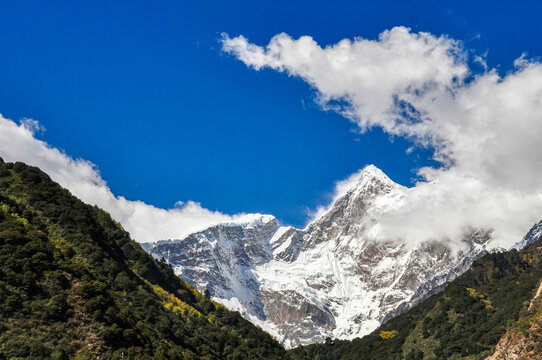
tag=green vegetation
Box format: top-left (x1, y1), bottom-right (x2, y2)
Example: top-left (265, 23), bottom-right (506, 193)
top-left (5, 156), bottom-right (540, 360)
top-left (0, 158), bottom-right (288, 359)
top-left (488, 273), bottom-right (542, 358)
top-left (290, 240), bottom-right (542, 360)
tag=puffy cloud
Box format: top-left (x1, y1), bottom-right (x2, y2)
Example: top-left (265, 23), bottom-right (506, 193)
top-left (223, 27), bottom-right (542, 248)
top-left (222, 27), bottom-right (467, 137)
top-left (0, 115), bottom-right (262, 242)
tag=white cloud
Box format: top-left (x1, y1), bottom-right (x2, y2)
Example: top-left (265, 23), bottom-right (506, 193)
top-left (0, 115), bottom-right (265, 242)
top-left (222, 27), bottom-right (467, 137)
top-left (223, 27), bottom-right (542, 248)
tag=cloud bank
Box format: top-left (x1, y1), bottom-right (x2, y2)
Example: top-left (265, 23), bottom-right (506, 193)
top-left (222, 26), bottom-right (542, 248)
top-left (0, 116), bottom-right (264, 242)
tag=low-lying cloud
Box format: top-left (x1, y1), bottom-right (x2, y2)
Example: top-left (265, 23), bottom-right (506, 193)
top-left (0, 116), bottom-right (262, 243)
top-left (222, 26), bottom-right (542, 248)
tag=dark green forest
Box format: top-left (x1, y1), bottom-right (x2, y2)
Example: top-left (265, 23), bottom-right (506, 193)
top-left (290, 238), bottom-right (542, 359)
top-left (0, 158), bottom-right (288, 359)
top-left (2, 156), bottom-right (541, 360)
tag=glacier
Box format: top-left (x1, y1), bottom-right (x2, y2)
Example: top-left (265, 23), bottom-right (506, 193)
top-left (144, 165), bottom-right (497, 348)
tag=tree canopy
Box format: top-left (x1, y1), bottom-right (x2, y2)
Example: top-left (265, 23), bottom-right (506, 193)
top-left (0, 158), bottom-right (288, 359)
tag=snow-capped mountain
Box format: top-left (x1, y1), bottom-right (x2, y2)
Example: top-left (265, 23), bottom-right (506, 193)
top-left (145, 165), bottom-right (491, 348)
top-left (511, 220), bottom-right (542, 251)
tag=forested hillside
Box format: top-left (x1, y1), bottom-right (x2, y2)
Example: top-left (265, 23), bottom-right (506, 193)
top-left (290, 239), bottom-right (542, 360)
top-left (487, 272), bottom-right (542, 359)
top-left (0, 158), bottom-right (288, 359)
top-left (4, 156), bottom-right (542, 360)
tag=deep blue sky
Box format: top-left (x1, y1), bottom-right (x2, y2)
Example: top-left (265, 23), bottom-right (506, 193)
top-left (1, 1), bottom-right (541, 227)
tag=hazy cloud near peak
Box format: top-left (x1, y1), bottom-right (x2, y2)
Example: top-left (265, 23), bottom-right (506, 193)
top-left (223, 27), bottom-right (542, 248)
top-left (0, 115), bottom-right (261, 242)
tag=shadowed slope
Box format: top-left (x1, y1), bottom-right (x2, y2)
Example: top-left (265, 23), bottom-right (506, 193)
top-left (0, 158), bottom-right (288, 359)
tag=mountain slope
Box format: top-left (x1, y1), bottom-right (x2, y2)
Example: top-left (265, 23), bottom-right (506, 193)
top-left (289, 237), bottom-right (542, 360)
top-left (146, 165), bottom-right (491, 347)
top-left (488, 264), bottom-right (542, 359)
top-left (0, 158), bottom-right (288, 359)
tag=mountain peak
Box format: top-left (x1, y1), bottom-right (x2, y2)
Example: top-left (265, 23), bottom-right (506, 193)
top-left (510, 220), bottom-right (542, 250)
top-left (146, 161), bottom-right (493, 348)
top-left (361, 163), bottom-right (384, 175)
top-left (303, 165), bottom-right (401, 226)
top-left (332, 164), bottom-right (399, 203)
top-left (358, 164), bottom-right (394, 185)
top-left (228, 213), bottom-right (276, 227)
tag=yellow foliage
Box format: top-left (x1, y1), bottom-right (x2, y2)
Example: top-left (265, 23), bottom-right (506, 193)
top-left (379, 330), bottom-right (398, 339)
top-left (51, 237), bottom-right (70, 253)
top-left (0, 202), bottom-right (30, 227)
top-left (0, 203), bottom-right (9, 213)
top-left (151, 284), bottom-right (201, 317)
top-left (9, 212), bottom-right (29, 227)
top-left (466, 287), bottom-right (493, 309)
top-left (183, 282), bottom-right (201, 297)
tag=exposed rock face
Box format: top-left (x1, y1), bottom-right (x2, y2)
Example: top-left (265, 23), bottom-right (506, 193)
top-left (143, 215), bottom-right (278, 323)
top-left (487, 281), bottom-right (542, 360)
top-left (145, 165), bottom-right (490, 348)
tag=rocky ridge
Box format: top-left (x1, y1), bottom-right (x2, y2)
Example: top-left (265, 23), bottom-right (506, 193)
top-left (145, 165), bottom-right (492, 348)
